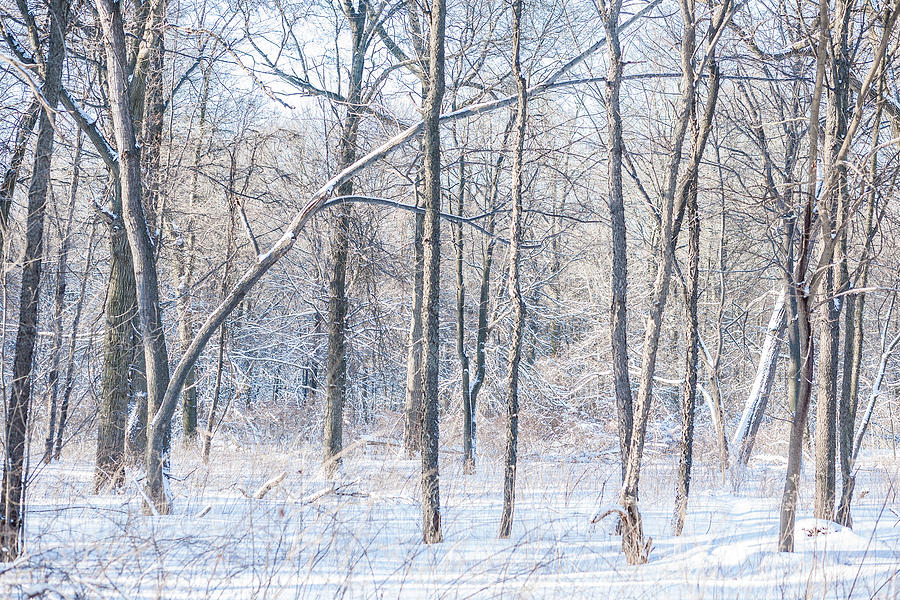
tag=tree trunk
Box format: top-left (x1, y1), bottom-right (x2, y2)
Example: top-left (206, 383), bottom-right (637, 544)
top-left (403, 191), bottom-right (425, 457)
top-left (673, 174), bottom-right (700, 537)
top-left (0, 0), bottom-right (68, 561)
top-left (814, 265), bottom-right (839, 520)
top-left (732, 288), bottom-right (786, 465)
top-left (419, 0), bottom-right (446, 545)
top-left (599, 0), bottom-right (633, 487)
top-left (322, 5), bottom-right (367, 474)
top-left (454, 155), bottom-right (474, 474)
top-left (498, 0), bottom-right (527, 539)
top-left (0, 100), bottom-right (40, 254)
top-left (96, 0), bottom-right (173, 515)
top-left (620, 0), bottom-right (698, 564)
top-left (779, 0), bottom-right (827, 551)
top-left (322, 201), bottom-right (349, 474)
top-left (43, 132), bottom-right (82, 464)
top-left (94, 181), bottom-right (138, 491)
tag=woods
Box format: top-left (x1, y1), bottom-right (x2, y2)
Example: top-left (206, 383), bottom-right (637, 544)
top-left (2, 0), bottom-right (900, 592)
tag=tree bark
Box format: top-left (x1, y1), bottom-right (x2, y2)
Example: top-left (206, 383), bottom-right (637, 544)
top-left (0, 100), bottom-right (39, 255)
top-left (94, 181), bottom-right (138, 491)
top-left (419, 0), bottom-right (446, 545)
top-left (453, 154), bottom-right (474, 474)
top-left (673, 173), bottom-right (700, 537)
top-left (814, 265), bottom-right (839, 520)
top-left (599, 0), bottom-right (633, 487)
top-left (96, 0), bottom-right (173, 514)
top-left (779, 0), bottom-right (827, 552)
top-left (732, 289), bottom-right (786, 466)
top-left (498, 0), bottom-right (527, 540)
top-left (322, 2), bottom-right (368, 475)
top-left (0, 0), bottom-right (68, 561)
top-left (402, 186), bottom-right (425, 457)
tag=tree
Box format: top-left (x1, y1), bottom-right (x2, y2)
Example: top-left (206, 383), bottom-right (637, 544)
top-left (95, 0), bottom-right (173, 514)
top-left (597, 0), bottom-right (632, 490)
top-left (0, 0), bottom-right (69, 561)
top-left (498, 0), bottom-right (527, 540)
top-left (418, 0), bottom-right (446, 545)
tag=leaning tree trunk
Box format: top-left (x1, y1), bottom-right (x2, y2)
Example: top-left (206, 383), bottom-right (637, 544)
top-left (620, 0), bottom-right (698, 564)
top-left (43, 132), bottom-right (82, 464)
top-left (0, 0), bottom-right (68, 561)
top-left (732, 288), bottom-right (786, 466)
top-left (0, 100), bottom-right (39, 253)
top-left (419, 0), bottom-right (446, 545)
top-left (498, 0), bottom-right (527, 539)
top-left (96, 0), bottom-right (173, 515)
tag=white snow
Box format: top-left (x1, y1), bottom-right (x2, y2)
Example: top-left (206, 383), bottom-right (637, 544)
top-left (3, 443), bottom-right (899, 599)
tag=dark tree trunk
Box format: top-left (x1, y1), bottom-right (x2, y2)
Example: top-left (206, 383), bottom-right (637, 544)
top-left (814, 265), bottom-right (839, 520)
top-left (779, 0), bottom-right (826, 549)
top-left (454, 155), bottom-right (474, 474)
top-left (0, 100), bottom-right (40, 254)
top-left (673, 174), bottom-right (700, 536)
top-left (0, 0), bottom-right (68, 561)
top-left (599, 0), bottom-right (633, 487)
top-left (498, 0), bottom-right (527, 539)
top-left (322, 3), bottom-right (367, 474)
top-left (419, 0), bottom-right (446, 545)
top-left (94, 181), bottom-right (138, 491)
top-left (96, 0), bottom-right (172, 515)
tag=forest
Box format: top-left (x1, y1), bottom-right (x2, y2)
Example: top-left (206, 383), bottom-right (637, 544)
top-left (1, 0), bottom-right (900, 597)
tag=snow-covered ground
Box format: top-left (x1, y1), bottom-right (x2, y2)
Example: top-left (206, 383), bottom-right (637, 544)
top-left (2, 440), bottom-right (899, 599)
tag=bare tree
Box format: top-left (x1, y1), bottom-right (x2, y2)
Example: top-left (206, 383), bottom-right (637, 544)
top-left (0, 0), bottom-right (68, 560)
top-left (419, 0), bottom-right (446, 545)
top-left (498, 0), bottom-right (527, 540)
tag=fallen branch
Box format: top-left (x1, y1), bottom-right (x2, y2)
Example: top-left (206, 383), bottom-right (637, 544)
top-left (253, 471), bottom-right (287, 499)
